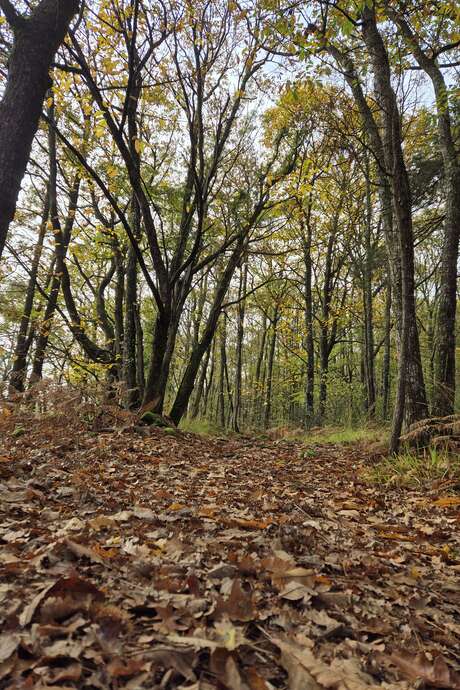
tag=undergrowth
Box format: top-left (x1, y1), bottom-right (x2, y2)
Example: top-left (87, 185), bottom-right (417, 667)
top-left (366, 446), bottom-right (460, 488)
top-left (304, 425), bottom-right (387, 446)
top-left (179, 417), bottom-right (222, 436)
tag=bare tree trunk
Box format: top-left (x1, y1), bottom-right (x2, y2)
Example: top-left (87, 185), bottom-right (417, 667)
top-left (218, 321), bottom-right (227, 429)
top-left (328, 42), bottom-right (426, 433)
top-left (382, 280), bottom-right (392, 420)
top-left (189, 344), bottom-right (212, 419)
top-left (123, 243), bottom-right (140, 407)
top-left (264, 307), bottom-right (279, 430)
top-left (253, 312), bottom-right (268, 427)
top-left (45, 98), bottom-right (112, 370)
top-left (318, 231), bottom-right (335, 422)
top-left (113, 242), bottom-right (125, 379)
top-left (169, 240), bottom-right (245, 426)
top-left (135, 302), bottom-right (145, 399)
top-left (142, 305), bottom-right (171, 412)
top-left (363, 156), bottom-right (376, 417)
top-left (388, 7), bottom-right (460, 417)
top-left (361, 4), bottom-right (428, 453)
top-left (231, 261), bottom-right (248, 432)
top-left (9, 184), bottom-right (49, 393)
top-left (201, 338), bottom-right (216, 418)
top-left (0, 0), bottom-right (79, 260)
top-left (30, 180), bottom-right (81, 383)
top-left (302, 225), bottom-right (315, 424)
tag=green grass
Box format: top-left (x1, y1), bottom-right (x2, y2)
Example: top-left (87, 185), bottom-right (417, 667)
top-left (179, 417), bottom-right (222, 436)
top-left (304, 425), bottom-right (387, 446)
top-left (366, 446), bottom-right (460, 488)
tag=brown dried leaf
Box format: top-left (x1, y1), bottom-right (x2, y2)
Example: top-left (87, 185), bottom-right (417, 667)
top-left (273, 636), bottom-right (384, 690)
top-left (214, 578), bottom-right (256, 622)
top-left (387, 651), bottom-right (460, 689)
top-left (19, 574), bottom-right (104, 626)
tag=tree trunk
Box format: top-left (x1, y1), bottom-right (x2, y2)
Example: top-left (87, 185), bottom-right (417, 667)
top-left (30, 108), bottom-right (85, 384)
top-left (0, 0), bottom-right (79, 260)
top-left (218, 320), bottom-right (227, 429)
top-left (430, 80), bottom-right (460, 415)
top-left (135, 302), bottom-right (145, 399)
top-left (318, 325), bottom-right (329, 421)
top-left (45, 98), bottom-right (112, 370)
top-left (328, 42), bottom-right (427, 433)
top-left (264, 307), bottom-right (279, 430)
top-left (169, 239), bottom-right (245, 426)
top-left (189, 343), bottom-right (212, 419)
top-left (318, 231), bottom-right (335, 422)
top-left (302, 227), bottom-right (315, 425)
top-left (253, 313), bottom-right (268, 427)
top-left (231, 261), bottom-right (248, 432)
top-left (113, 242), bottom-right (125, 379)
top-left (123, 243), bottom-right (140, 407)
top-left (388, 8), bottom-right (460, 417)
top-left (363, 156), bottom-right (376, 417)
top-left (142, 305), bottom-right (171, 412)
top-left (201, 338), bottom-right (216, 418)
top-left (9, 184), bottom-right (49, 393)
top-left (361, 4), bottom-right (428, 452)
top-left (382, 280), bottom-right (392, 420)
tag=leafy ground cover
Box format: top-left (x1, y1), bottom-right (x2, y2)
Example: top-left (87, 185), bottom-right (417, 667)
top-left (1, 408), bottom-right (460, 690)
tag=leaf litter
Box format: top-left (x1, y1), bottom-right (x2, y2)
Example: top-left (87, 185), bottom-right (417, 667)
top-left (0, 414), bottom-right (460, 689)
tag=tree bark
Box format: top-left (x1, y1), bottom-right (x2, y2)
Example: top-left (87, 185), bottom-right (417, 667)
top-left (231, 261), bottom-right (248, 432)
top-left (363, 155), bottom-right (376, 417)
top-left (361, 4), bottom-right (428, 452)
top-left (123, 243), bottom-right (140, 406)
top-left (0, 0), bottom-right (79, 260)
top-left (387, 7), bottom-right (460, 416)
top-left (302, 219), bottom-right (315, 425)
top-left (113, 241), bottom-right (125, 379)
top-left (327, 42), bottom-right (427, 431)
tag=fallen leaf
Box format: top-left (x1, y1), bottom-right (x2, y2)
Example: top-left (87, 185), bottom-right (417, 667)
top-left (433, 497), bottom-right (460, 508)
top-left (386, 651), bottom-right (460, 689)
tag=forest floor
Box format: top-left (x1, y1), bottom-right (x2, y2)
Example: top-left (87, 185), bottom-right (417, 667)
top-left (1, 407), bottom-right (460, 690)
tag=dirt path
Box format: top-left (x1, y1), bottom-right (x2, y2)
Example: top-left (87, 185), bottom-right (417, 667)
top-left (1, 420), bottom-right (460, 689)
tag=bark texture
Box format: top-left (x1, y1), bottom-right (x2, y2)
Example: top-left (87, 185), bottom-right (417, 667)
top-left (361, 4), bottom-right (428, 452)
top-left (0, 0), bottom-right (79, 260)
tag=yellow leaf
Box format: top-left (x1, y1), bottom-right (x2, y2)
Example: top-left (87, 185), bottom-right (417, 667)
top-left (133, 138), bottom-right (145, 154)
top-left (433, 497), bottom-right (460, 507)
top-left (167, 502), bottom-right (186, 511)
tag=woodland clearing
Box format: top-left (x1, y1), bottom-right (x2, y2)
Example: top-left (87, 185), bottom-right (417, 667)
top-left (1, 406), bottom-right (460, 690)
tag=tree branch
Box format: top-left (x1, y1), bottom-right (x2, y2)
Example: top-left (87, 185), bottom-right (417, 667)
top-left (0, 0), bottom-right (25, 28)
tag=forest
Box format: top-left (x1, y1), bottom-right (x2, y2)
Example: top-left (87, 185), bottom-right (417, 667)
top-left (0, 0), bottom-right (459, 450)
top-left (0, 0), bottom-right (460, 688)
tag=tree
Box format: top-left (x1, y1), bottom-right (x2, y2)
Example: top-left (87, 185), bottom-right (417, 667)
top-left (385, 1), bottom-right (460, 416)
top-left (0, 0), bottom-right (79, 260)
